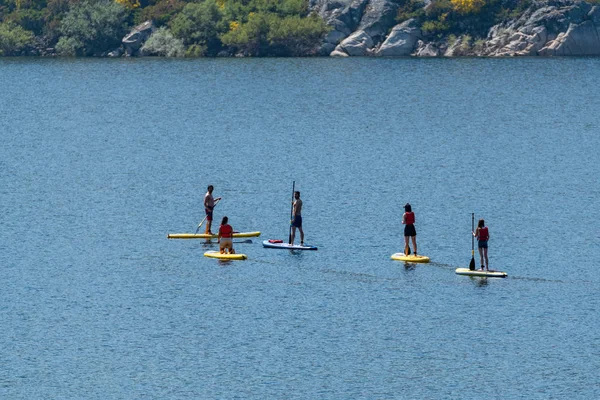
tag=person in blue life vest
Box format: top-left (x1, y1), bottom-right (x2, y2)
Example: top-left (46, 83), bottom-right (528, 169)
top-left (473, 219), bottom-right (489, 270)
top-left (203, 185), bottom-right (221, 235)
top-left (290, 191), bottom-right (304, 246)
top-left (402, 203), bottom-right (417, 256)
top-left (218, 216), bottom-right (235, 254)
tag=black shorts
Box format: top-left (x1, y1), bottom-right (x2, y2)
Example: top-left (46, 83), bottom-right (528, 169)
top-left (478, 240), bottom-right (488, 249)
top-left (404, 224), bottom-right (416, 237)
top-left (292, 215), bottom-right (302, 228)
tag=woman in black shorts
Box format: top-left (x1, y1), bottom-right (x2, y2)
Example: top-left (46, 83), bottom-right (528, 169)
top-left (402, 203), bottom-right (417, 255)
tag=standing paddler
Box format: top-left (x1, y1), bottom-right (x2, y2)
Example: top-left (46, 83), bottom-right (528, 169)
top-left (203, 185), bottom-right (221, 235)
top-left (290, 191), bottom-right (304, 246)
top-left (402, 203), bottom-right (417, 256)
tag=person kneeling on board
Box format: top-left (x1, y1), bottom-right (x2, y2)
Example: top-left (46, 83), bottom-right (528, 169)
top-left (218, 216), bottom-right (235, 254)
top-left (473, 219), bottom-right (489, 270)
top-left (402, 203), bottom-right (417, 256)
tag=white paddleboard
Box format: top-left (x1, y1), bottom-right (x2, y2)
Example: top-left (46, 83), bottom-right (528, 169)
top-left (262, 240), bottom-right (317, 250)
top-left (455, 268), bottom-right (507, 278)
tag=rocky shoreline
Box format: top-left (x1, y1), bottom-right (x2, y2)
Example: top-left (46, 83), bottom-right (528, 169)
top-left (18, 0), bottom-right (600, 57)
top-left (315, 0), bottom-right (600, 57)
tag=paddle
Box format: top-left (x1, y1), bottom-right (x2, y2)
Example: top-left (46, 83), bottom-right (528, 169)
top-left (469, 213), bottom-right (476, 270)
top-left (288, 181), bottom-right (295, 244)
top-left (195, 198), bottom-right (220, 233)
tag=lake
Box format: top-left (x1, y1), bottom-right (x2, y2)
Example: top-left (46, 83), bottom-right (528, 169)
top-left (1, 57), bottom-right (599, 399)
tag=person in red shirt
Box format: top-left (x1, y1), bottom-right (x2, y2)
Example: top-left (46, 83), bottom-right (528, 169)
top-left (218, 216), bottom-right (235, 254)
top-left (402, 203), bottom-right (418, 256)
top-left (473, 219), bottom-right (489, 270)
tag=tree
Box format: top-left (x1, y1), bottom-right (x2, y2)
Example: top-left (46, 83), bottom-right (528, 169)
top-left (221, 11), bottom-right (328, 56)
top-left (169, 0), bottom-right (226, 55)
top-left (267, 14), bottom-right (329, 56)
top-left (56, 0), bottom-right (128, 56)
top-left (0, 21), bottom-right (34, 55)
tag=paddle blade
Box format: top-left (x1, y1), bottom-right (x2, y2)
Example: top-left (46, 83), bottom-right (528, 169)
top-left (469, 257), bottom-right (475, 271)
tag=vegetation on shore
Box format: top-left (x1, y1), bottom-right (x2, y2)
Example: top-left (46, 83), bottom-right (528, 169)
top-left (398, 0), bottom-right (531, 38)
top-left (0, 0), bottom-right (330, 56)
top-left (0, 0), bottom-right (542, 57)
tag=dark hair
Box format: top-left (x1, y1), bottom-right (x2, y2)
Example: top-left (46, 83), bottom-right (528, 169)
top-left (295, 191), bottom-right (300, 196)
top-left (404, 203), bottom-right (412, 212)
top-left (478, 219), bottom-right (485, 228)
top-left (221, 216), bottom-right (228, 225)
top-left (207, 185), bottom-right (214, 192)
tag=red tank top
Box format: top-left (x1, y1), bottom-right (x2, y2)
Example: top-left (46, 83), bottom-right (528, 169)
top-left (405, 212), bottom-right (415, 224)
top-left (219, 224), bottom-right (233, 238)
top-left (479, 227), bottom-right (489, 241)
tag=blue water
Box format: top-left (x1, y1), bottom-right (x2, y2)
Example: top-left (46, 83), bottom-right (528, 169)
top-left (1, 57), bottom-right (599, 399)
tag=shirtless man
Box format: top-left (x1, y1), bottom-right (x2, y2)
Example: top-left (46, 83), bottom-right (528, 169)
top-left (203, 185), bottom-right (221, 235)
top-left (290, 191), bottom-right (304, 245)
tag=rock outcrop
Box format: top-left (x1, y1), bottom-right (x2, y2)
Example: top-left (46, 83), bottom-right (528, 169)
top-left (311, 0), bottom-right (403, 55)
top-left (122, 21), bottom-right (155, 56)
top-left (312, 0), bottom-right (600, 57)
top-left (335, 30), bottom-right (374, 56)
top-left (375, 19), bottom-right (421, 56)
top-left (485, 1), bottom-right (600, 56)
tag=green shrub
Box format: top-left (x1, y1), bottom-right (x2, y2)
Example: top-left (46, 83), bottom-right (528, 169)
top-left (220, 12), bottom-right (270, 55)
top-left (55, 35), bottom-right (82, 56)
top-left (0, 21), bottom-right (35, 55)
top-left (397, 0), bottom-right (426, 22)
top-left (134, 0), bottom-right (186, 26)
top-left (421, 18), bottom-right (451, 36)
top-left (185, 43), bottom-right (206, 56)
top-left (141, 26), bottom-right (185, 56)
top-left (267, 14), bottom-right (329, 56)
top-left (4, 8), bottom-right (45, 35)
top-left (221, 11), bottom-right (328, 56)
top-left (169, 0), bottom-right (226, 55)
top-left (57, 0), bottom-right (128, 56)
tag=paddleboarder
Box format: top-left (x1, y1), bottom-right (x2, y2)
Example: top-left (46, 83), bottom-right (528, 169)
top-left (203, 185), bottom-right (221, 235)
top-left (473, 219), bottom-right (489, 270)
top-left (290, 191), bottom-right (304, 246)
top-left (218, 216), bottom-right (235, 254)
top-left (402, 203), bottom-right (417, 256)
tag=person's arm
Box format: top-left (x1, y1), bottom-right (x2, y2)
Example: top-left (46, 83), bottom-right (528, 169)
top-left (473, 227), bottom-right (479, 238)
top-left (401, 213), bottom-right (406, 225)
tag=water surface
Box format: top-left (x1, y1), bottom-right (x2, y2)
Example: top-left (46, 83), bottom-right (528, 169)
top-left (1, 57), bottom-right (599, 399)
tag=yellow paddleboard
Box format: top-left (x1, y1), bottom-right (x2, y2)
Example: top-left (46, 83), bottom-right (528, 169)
top-left (204, 251), bottom-right (247, 260)
top-left (391, 253), bottom-right (430, 263)
top-left (168, 231), bottom-right (261, 239)
top-left (455, 268), bottom-right (507, 278)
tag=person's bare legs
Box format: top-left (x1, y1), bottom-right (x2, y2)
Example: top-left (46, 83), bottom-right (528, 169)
top-left (483, 247), bottom-right (489, 270)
